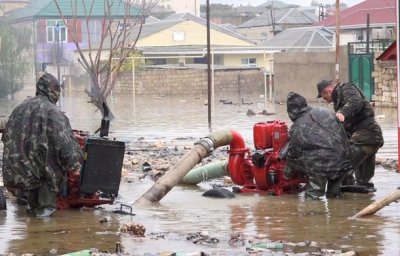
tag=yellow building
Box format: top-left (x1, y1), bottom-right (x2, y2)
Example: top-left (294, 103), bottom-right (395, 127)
top-left (134, 13), bottom-right (275, 71)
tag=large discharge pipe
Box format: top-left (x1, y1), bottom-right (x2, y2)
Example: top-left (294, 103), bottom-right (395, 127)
top-left (135, 130), bottom-right (246, 204)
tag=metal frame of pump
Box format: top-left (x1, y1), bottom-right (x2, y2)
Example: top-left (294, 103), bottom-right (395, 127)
top-left (227, 120), bottom-right (306, 195)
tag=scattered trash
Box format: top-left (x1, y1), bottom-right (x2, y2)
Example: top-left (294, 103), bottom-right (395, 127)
top-left (247, 242), bottom-right (284, 250)
top-left (141, 162), bottom-right (152, 172)
top-left (228, 232), bottom-right (245, 247)
top-left (220, 99), bottom-right (233, 104)
top-left (186, 231), bottom-right (219, 245)
top-left (259, 109), bottom-right (275, 115)
top-left (120, 222), bottom-right (146, 237)
top-left (113, 204), bottom-right (135, 216)
top-left (202, 187), bottom-right (235, 198)
top-left (246, 109), bottom-right (256, 116)
top-left (60, 249), bottom-right (91, 256)
top-left (242, 98), bottom-right (253, 105)
top-left (99, 216), bottom-right (110, 223)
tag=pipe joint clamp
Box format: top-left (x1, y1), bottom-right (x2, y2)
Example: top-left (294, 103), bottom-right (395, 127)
top-left (195, 136), bottom-right (215, 154)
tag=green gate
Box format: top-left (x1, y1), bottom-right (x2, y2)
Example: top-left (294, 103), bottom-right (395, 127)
top-left (348, 54), bottom-right (373, 100)
top-left (348, 40), bottom-right (393, 101)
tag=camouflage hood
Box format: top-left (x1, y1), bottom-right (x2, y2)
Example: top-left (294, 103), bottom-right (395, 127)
top-left (36, 73), bottom-right (61, 104)
top-left (287, 92), bottom-right (311, 122)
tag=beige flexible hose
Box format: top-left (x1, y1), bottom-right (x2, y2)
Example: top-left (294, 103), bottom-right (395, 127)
top-left (135, 130), bottom-right (233, 205)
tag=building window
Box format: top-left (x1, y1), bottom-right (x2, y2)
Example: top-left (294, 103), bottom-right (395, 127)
top-left (146, 59), bottom-right (167, 65)
top-left (241, 58), bottom-right (257, 67)
top-left (173, 31), bottom-right (185, 41)
top-left (46, 20), bottom-right (67, 43)
top-left (261, 32), bottom-right (267, 42)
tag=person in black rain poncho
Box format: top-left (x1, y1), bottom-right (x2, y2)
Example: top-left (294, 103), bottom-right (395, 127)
top-left (2, 73), bottom-right (83, 217)
top-left (283, 92), bottom-right (353, 199)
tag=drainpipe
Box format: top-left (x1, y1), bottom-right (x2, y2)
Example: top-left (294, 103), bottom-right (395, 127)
top-left (135, 130), bottom-right (235, 205)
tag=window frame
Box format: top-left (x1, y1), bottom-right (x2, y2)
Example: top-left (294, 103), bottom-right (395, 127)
top-left (241, 58), bottom-right (257, 67)
top-left (173, 30), bottom-right (185, 41)
top-left (46, 20), bottom-right (67, 43)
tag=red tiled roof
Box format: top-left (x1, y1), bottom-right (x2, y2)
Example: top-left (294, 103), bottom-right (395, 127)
top-left (376, 40), bottom-right (396, 61)
top-left (313, 0), bottom-right (396, 27)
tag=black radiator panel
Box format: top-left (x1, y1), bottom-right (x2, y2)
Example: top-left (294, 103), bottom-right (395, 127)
top-left (80, 137), bottom-right (125, 195)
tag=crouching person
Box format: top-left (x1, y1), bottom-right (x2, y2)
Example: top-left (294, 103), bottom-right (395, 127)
top-left (283, 92), bottom-right (353, 199)
top-left (2, 73), bottom-right (83, 217)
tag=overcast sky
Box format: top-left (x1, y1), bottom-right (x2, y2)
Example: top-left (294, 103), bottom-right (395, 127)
top-left (200, 0), bottom-right (365, 7)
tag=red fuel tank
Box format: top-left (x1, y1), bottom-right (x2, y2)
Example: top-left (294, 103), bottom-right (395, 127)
top-left (272, 121), bottom-right (289, 152)
top-left (253, 121), bottom-right (274, 150)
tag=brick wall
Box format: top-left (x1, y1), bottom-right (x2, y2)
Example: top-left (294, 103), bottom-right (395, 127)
top-left (372, 53), bottom-right (397, 107)
top-left (112, 68), bottom-right (265, 96)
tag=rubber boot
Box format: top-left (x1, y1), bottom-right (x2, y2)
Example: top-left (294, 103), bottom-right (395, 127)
top-left (349, 144), bottom-right (377, 192)
top-left (305, 176), bottom-right (326, 200)
top-left (341, 173), bottom-right (355, 186)
top-left (355, 154), bottom-right (376, 191)
top-left (34, 183), bottom-right (57, 217)
top-left (25, 188), bottom-right (39, 215)
top-left (326, 176), bottom-right (345, 199)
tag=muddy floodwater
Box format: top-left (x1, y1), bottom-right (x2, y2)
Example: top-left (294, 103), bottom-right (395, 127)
top-left (0, 89), bottom-right (399, 255)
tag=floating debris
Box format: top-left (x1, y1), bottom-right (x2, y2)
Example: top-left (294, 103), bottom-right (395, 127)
top-left (119, 223), bottom-right (146, 237)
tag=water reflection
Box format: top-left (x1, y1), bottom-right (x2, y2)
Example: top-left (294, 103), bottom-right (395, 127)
top-left (0, 89), bottom-right (399, 255)
top-left (2, 89), bottom-right (398, 159)
top-left (2, 203), bottom-right (121, 255)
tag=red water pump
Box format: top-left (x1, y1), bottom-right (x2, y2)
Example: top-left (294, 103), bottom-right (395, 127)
top-left (228, 120), bottom-right (305, 195)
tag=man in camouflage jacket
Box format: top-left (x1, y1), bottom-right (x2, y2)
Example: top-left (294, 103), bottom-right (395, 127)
top-left (2, 73), bottom-right (83, 217)
top-left (317, 80), bottom-right (384, 192)
top-left (284, 92), bottom-right (353, 199)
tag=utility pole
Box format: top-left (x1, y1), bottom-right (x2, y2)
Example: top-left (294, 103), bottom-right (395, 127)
top-left (318, 4), bottom-right (325, 21)
top-left (366, 13), bottom-right (370, 53)
top-left (396, 0), bottom-right (400, 172)
top-left (55, 22), bottom-right (61, 83)
top-left (335, 0), bottom-right (340, 83)
top-left (270, 0), bottom-right (276, 36)
top-left (206, 0), bottom-right (211, 128)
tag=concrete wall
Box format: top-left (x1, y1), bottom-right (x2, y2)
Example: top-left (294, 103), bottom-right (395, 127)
top-left (112, 68), bottom-right (265, 96)
top-left (273, 46), bottom-right (349, 102)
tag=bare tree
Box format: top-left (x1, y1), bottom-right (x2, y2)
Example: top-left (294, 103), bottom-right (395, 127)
top-left (54, 0), bottom-right (158, 118)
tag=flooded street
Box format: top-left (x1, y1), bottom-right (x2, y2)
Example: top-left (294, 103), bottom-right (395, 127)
top-left (0, 89), bottom-right (399, 255)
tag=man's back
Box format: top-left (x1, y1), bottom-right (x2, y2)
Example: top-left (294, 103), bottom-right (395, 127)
top-left (2, 95), bottom-right (59, 190)
top-left (287, 106), bottom-right (352, 178)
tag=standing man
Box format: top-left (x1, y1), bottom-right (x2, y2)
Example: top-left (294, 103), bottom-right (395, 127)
top-left (284, 92), bottom-right (353, 199)
top-left (317, 80), bottom-right (384, 192)
top-left (2, 73), bottom-right (83, 217)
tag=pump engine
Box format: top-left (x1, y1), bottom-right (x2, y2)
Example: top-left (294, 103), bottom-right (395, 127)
top-left (228, 120), bottom-right (305, 195)
top-left (56, 130), bottom-right (125, 209)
